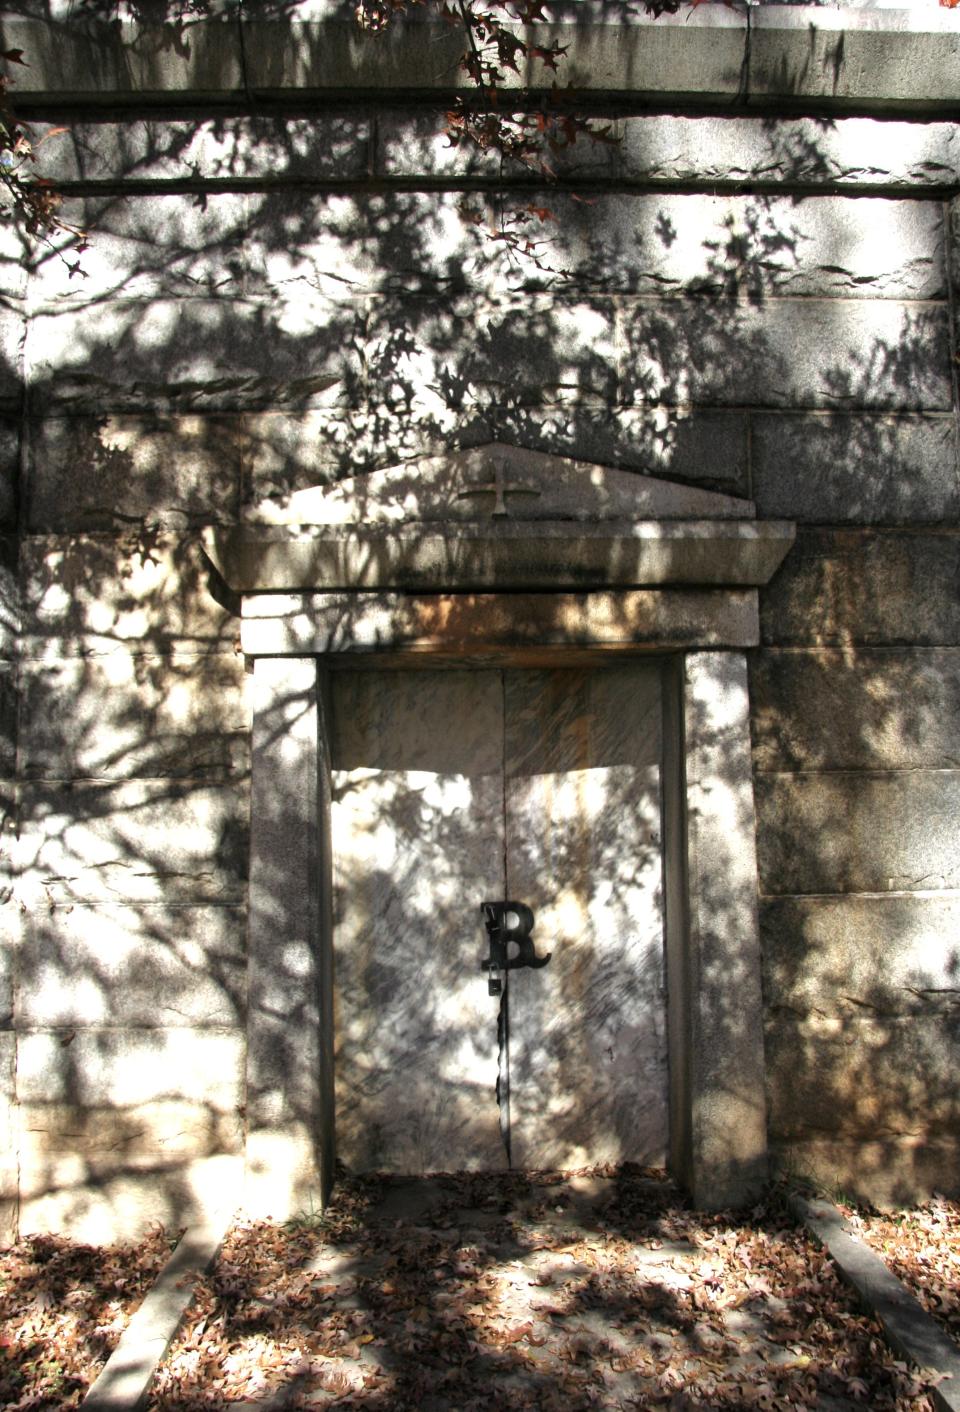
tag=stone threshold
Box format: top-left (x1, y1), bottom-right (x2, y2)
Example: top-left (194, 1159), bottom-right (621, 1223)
top-left (790, 1193), bottom-right (960, 1412)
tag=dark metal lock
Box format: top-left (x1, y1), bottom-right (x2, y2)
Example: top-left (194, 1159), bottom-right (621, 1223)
top-left (480, 901), bottom-right (551, 996)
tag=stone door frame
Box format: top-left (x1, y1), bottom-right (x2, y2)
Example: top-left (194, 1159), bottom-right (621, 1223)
top-left (203, 445), bottom-right (793, 1215)
top-left (242, 640), bottom-right (768, 1218)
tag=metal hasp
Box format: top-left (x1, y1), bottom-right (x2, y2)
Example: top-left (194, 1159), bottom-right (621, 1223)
top-left (480, 901), bottom-right (551, 996)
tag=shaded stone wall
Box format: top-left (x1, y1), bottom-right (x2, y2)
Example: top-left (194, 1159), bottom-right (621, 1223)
top-left (1, 5), bottom-right (958, 1234)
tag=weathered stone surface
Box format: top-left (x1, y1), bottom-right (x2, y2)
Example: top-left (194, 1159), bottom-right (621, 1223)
top-left (214, 520), bottom-right (791, 595)
top-left (0, 906), bottom-right (15, 1028)
top-left (505, 664), bottom-right (668, 1171)
top-left (0, 1030), bottom-right (15, 1230)
top-left (564, 192), bottom-right (940, 300)
top-left (751, 647), bottom-right (960, 772)
top-left (760, 529), bottom-right (960, 648)
top-left (619, 298), bottom-right (952, 411)
top-left (360, 294), bottom-right (618, 409)
top-left (20, 904), bottom-right (245, 1027)
top-left (0, 535), bottom-right (17, 661)
top-left (246, 656), bottom-right (333, 1219)
top-left (771, 1134), bottom-right (960, 1209)
top-left (752, 413), bottom-right (959, 525)
top-left (484, 407), bottom-right (749, 500)
top-left (19, 653), bottom-right (248, 781)
top-left (26, 298), bottom-right (359, 413)
top-left (0, 421), bottom-right (17, 531)
top-left (765, 1012), bottom-right (959, 1139)
top-left (379, 111), bottom-right (960, 187)
top-left (25, 415), bottom-right (242, 533)
top-left (616, 115), bottom-right (960, 190)
top-left (749, 6), bottom-right (960, 110)
top-left (0, 15), bottom-right (244, 98)
top-left (331, 669), bottom-right (507, 1173)
top-left (20, 1101), bottom-right (243, 1158)
top-left (18, 778), bottom-right (248, 903)
top-left (241, 7), bottom-right (747, 100)
top-left (679, 652), bottom-right (768, 1208)
top-left (18, 1151), bottom-right (244, 1244)
top-left (20, 533), bottom-right (236, 659)
top-left (761, 893), bottom-right (960, 1017)
top-left (756, 771), bottom-right (960, 896)
top-left (241, 190), bottom-right (944, 301)
top-left (30, 194), bottom-right (250, 307)
top-left (244, 190), bottom-right (478, 299)
top-left (240, 409), bottom-right (492, 504)
top-left (6, 8), bottom-right (960, 114)
top-left (246, 440), bottom-right (755, 527)
top-left (0, 305), bottom-right (25, 414)
top-left (240, 589), bottom-right (760, 658)
top-left (17, 1027), bottom-right (244, 1107)
top-left (30, 113), bottom-right (372, 185)
top-left (0, 663), bottom-right (14, 777)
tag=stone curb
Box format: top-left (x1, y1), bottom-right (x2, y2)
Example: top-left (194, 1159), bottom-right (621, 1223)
top-left (790, 1193), bottom-right (960, 1412)
top-left (80, 1212), bottom-right (232, 1412)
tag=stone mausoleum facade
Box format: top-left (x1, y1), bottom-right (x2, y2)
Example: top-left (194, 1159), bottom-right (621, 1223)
top-left (0, 1), bottom-right (958, 1242)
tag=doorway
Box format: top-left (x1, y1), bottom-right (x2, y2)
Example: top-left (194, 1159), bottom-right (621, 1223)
top-left (329, 662), bottom-right (667, 1175)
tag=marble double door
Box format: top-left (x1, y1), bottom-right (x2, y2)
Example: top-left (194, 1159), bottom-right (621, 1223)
top-left (329, 661), bottom-right (668, 1174)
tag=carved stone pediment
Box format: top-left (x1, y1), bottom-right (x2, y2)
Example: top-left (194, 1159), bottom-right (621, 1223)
top-left (204, 443), bottom-right (795, 594)
top-left (244, 443), bottom-right (755, 525)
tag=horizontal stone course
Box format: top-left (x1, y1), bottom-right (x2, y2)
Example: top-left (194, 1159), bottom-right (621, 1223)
top-left (231, 190), bottom-right (946, 301)
top-left (761, 892), bottom-right (960, 1018)
top-left (19, 1101), bottom-right (243, 1158)
top-left (22, 283), bottom-right (953, 416)
top-left (749, 6), bottom-right (960, 110)
top-left (20, 532), bottom-right (237, 659)
top-left (4, 9), bottom-right (959, 113)
top-left (28, 110), bottom-right (960, 192)
top-left (751, 412), bottom-right (958, 525)
top-left (750, 647), bottom-right (960, 772)
top-left (756, 770), bottom-right (960, 896)
top-left (19, 652), bottom-right (248, 780)
top-left (765, 1011), bottom-right (959, 1139)
top-left (0, 14), bottom-right (244, 98)
top-left (0, 663), bottom-right (14, 777)
top-left (31, 193), bottom-right (250, 307)
top-left (20, 903), bottom-right (246, 1028)
top-left (760, 528), bottom-right (960, 648)
top-left (25, 296), bottom-right (361, 413)
top-left (771, 1134), bottom-right (960, 1208)
top-left (25, 415), bottom-right (243, 533)
top-left (17, 1150), bottom-right (244, 1243)
top-left (16, 1026), bottom-right (244, 1107)
top-left (378, 111), bottom-right (960, 187)
top-left (16, 778), bottom-right (248, 904)
top-left (620, 297), bottom-right (953, 411)
top-left (31, 113), bottom-right (372, 185)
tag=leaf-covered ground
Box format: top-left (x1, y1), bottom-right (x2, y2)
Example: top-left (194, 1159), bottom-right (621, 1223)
top-left (0, 1223), bottom-right (179, 1409)
top-left (148, 1168), bottom-right (942, 1410)
top-left (845, 1194), bottom-right (960, 1348)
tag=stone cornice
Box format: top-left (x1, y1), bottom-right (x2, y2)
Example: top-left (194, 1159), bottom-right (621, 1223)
top-left (204, 518), bottom-right (796, 593)
top-left (2, 6), bottom-right (957, 114)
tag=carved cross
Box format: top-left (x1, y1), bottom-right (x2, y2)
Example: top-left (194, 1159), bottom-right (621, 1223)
top-left (455, 457), bottom-right (542, 517)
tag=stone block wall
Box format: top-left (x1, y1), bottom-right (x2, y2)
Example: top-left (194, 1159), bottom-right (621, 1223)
top-left (0, 3), bottom-right (958, 1233)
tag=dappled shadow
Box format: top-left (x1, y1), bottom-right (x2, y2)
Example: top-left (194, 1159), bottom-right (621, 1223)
top-left (146, 1169), bottom-right (939, 1409)
top-left (0, 42), bottom-right (956, 1243)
